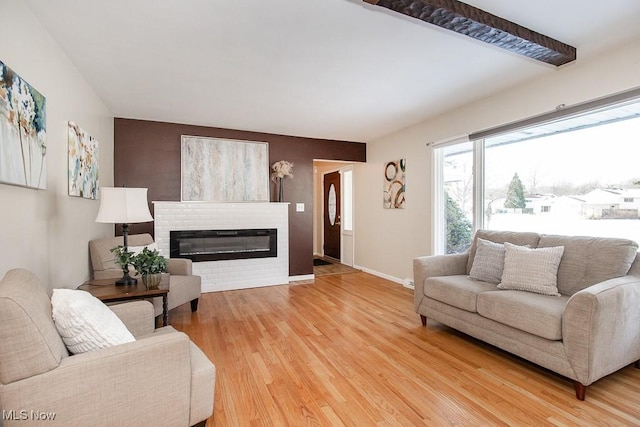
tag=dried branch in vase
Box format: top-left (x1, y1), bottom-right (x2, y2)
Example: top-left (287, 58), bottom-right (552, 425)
top-left (271, 160), bottom-right (294, 182)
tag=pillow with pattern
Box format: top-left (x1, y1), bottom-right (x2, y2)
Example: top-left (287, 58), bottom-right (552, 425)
top-left (52, 289), bottom-right (135, 354)
top-left (469, 238), bottom-right (505, 284)
top-left (498, 242), bottom-right (564, 296)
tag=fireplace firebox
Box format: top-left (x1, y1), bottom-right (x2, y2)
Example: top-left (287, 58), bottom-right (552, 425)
top-left (170, 229), bottom-right (277, 262)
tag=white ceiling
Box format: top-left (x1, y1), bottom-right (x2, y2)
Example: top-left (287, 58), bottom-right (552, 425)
top-left (25, 0), bottom-right (640, 142)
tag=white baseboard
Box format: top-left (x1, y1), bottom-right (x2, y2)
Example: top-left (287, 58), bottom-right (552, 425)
top-left (352, 264), bottom-right (404, 286)
top-left (289, 274), bottom-right (315, 282)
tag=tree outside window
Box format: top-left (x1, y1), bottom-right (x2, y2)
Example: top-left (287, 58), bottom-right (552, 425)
top-left (504, 173), bottom-right (526, 210)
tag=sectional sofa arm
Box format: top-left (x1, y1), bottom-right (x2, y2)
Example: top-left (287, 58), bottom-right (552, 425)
top-left (413, 252), bottom-right (469, 284)
top-left (168, 258), bottom-right (193, 276)
top-left (413, 252), bottom-right (469, 310)
top-left (563, 275), bottom-right (640, 385)
top-left (109, 300), bottom-right (155, 337)
top-left (0, 332), bottom-right (193, 426)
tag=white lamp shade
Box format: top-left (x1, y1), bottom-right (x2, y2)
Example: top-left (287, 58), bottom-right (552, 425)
top-left (95, 187), bottom-right (153, 224)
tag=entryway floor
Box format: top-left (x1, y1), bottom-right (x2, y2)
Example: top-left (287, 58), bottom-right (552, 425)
top-left (313, 257), bottom-right (360, 277)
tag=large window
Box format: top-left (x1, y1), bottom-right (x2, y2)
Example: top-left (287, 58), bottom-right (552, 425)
top-left (435, 96), bottom-right (640, 254)
top-left (437, 142), bottom-right (474, 254)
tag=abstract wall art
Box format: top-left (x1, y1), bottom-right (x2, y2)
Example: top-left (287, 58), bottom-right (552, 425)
top-left (181, 136), bottom-right (269, 202)
top-left (0, 60), bottom-right (47, 189)
top-left (383, 159), bottom-right (405, 209)
top-left (68, 121), bottom-right (99, 199)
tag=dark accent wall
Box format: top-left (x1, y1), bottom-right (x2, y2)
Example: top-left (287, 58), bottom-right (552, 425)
top-left (114, 118), bottom-right (366, 276)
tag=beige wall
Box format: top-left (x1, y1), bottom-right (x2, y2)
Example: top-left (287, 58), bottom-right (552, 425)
top-left (0, 1), bottom-right (114, 289)
top-left (355, 39), bottom-right (640, 284)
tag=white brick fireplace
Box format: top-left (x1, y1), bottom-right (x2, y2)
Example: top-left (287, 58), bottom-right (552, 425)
top-left (153, 201), bottom-right (289, 292)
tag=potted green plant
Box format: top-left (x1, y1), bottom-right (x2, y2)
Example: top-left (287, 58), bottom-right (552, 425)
top-left (131, 247), bottom-right (168, 289)
top-left (110, 245), bottom-right (137, 285)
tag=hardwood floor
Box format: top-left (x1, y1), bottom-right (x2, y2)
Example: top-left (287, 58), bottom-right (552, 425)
top-left (170, 272), bottom-right (640, 426)
top-left (313, 258), bottom-right (361, 277)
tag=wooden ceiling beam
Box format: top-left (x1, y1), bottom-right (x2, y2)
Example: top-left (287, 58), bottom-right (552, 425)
top-left (363, 0), bottom-right (576, 66)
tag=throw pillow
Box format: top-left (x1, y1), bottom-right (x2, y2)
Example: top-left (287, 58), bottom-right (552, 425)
top-left (498, 242), bottom-right (565, 296)
top-left (469, 238), bottom-right (505, 284)
top-left (51, 289), bottom-right (135, 354)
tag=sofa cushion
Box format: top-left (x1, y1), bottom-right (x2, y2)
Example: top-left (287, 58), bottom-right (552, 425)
top-left (467, 230), bottom-right (540, 274)
top-left (424, 275), bottom-right (497, 313)
top-left (537, 234), bottom-right (639, 296)
top-left (469, 238), bottom-right (505, 284)
top-left (498, 243), bottom-right (564, 296)
top-left (477, 290), bottom-right (570, 340)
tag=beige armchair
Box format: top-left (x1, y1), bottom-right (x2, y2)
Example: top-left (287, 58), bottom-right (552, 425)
top-left (89, 233), bottom-right (201, 317)
top-left (0, 269), bottom-right (215, 426)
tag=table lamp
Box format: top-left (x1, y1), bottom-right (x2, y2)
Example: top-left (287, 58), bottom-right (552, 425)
top-left (95, 187), bottom-right (153, 285)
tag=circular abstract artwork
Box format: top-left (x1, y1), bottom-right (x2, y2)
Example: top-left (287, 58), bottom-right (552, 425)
top-left (383, 159), bottom-right (406, 209)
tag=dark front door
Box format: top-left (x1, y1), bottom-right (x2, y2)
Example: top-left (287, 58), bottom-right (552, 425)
top-left (323, 171), bottom-right (341, 260)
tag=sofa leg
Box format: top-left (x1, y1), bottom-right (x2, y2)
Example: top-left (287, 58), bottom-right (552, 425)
top-left (191, 421), bottom-right (206, 427)
top-left (190, 298), bottom-right (199, 312)
top-left (420, 315), bottom-right (426, 326)
top-left (574, 381), bottom-right (587, 400)
top-left (635, 360), bottom-right (640, 369)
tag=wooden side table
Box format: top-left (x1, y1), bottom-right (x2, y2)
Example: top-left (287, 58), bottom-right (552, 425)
top-left (78, 279), bottom-right (170, 327)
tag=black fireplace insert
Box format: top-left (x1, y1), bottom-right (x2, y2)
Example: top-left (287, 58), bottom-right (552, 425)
top-left (170, 229), bottom-right (277, 262)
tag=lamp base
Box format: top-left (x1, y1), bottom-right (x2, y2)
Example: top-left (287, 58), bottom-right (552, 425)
top-left (116, 272), bottom-right (138, 286)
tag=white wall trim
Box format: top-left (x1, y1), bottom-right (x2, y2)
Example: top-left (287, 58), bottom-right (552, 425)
top-left (289, 274), bottom-right (315, 282)
top-left (353, 264), bottom-right (404, 286)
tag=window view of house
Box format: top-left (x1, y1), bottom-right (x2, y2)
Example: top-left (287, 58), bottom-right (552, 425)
top-left (439, 101), bottom-right (640, 254)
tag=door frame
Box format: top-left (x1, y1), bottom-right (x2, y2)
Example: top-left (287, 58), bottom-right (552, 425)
top-left (322, 170), bottom-right (341, 261)
top-left (318, 164), bottom-right (354, 266)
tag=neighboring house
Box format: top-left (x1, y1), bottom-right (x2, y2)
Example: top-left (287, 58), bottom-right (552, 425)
top-left (541, 195), bottom-right (584, 217)
top-left (619, 188), bottom-right (640, 208)
top-left (488, 194), bottom-right (581, 216)
top-left (488, 189), bottom-right (640, 219)
top-left (581, 188), bottom-right (640, 219)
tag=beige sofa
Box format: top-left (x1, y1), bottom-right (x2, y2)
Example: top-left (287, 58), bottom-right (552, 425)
top-left (414, 230), bottom-right (640, 400)
top-left (0, 269), bottom-right (215, 426)
top-left (89, 233), bottom-right (201, 318)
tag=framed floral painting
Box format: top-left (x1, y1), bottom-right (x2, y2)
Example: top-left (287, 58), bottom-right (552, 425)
top-left (68, 122), bottom-right (99, 199)
top-left (0, 60), bottom-right (47, 189)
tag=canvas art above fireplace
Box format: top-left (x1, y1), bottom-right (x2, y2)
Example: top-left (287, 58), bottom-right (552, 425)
top-left (180, 135), bottom-right (269, 202)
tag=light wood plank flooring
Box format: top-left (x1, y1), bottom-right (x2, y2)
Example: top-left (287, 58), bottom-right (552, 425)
top-left (170, 272), bottom-right (640, 426)
top-left (313, 259), bottom-right (361, 277)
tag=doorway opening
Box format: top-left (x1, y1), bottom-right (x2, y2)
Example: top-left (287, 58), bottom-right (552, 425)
top-left (313, 160), bottom-right (355, 272)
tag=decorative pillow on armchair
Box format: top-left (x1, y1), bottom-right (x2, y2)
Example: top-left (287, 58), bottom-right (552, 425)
top-left (498, 242), bottom-right (565, 296)
top-left (52, 289), bottom-right (135, 354)
top-left (469, 238), bottom-right (505, 284)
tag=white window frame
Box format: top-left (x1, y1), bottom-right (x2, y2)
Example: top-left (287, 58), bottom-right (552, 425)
top-left (430, 135), bottom-right (470, 255)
